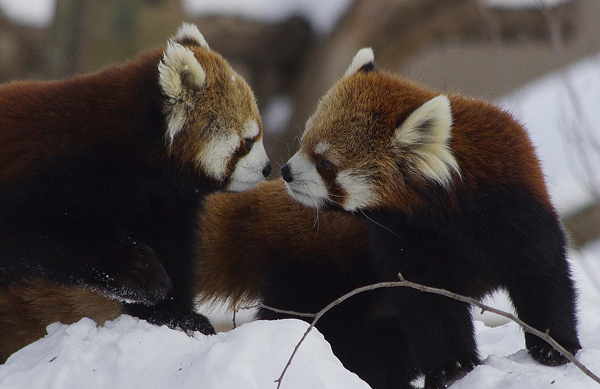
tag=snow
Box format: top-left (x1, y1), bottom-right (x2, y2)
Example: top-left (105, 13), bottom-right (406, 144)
top-left (0, 318), bottom-right (369, 389)
top-left (0, 0), bottom-right (570, 30)
top-left (452, 254), bottom-right (600, 389)
top-left (0, 0), bottom-right (353, 33)
top-left (498, 53), bottom-right (600, 214)
top-left (1, 261), bottom-right (600, 389)
top-left (262, 95), bottom-right (295, 135)
top-left (182, 0), bottom-right (353, 35)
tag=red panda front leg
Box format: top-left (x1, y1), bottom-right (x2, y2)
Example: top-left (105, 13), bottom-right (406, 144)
top-left (389, 287), bottom-right (480, 389)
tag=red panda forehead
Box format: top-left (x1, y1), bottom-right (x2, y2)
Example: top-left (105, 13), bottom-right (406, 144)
top-left (303, 72), bottom-right (429, 161)
top-left (189, 47), bottom-right (260, 136)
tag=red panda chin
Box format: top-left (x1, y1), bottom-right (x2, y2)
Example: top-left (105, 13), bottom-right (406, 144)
top-left (283, 182), bottom-right (328, 209)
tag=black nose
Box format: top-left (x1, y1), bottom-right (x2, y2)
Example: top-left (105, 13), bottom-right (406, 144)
top-left (262, 161), bottom-right (272, 178)
top-left (281, 164), bottom-right (293, 183)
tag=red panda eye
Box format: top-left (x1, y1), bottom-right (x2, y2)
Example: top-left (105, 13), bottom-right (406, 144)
top-left (244, 138), bottom-right (253, 151)
top-left (319, 158), bottom-right (334, 170)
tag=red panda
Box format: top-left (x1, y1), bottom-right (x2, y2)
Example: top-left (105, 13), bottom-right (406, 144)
top-left (277, 48), bottom-right (581, 388)
top-left (0, 23), bottom-right (270, 347)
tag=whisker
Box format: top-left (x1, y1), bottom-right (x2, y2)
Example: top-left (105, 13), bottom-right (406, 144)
top-left (359, 210), bottom-right (402, 239)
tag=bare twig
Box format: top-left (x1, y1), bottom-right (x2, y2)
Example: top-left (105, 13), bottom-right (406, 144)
top-left (250, 274), bottom-right (600, 388)
top-left (237, 302), bottom-right (317, 319)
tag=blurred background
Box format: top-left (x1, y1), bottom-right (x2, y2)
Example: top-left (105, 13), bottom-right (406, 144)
top-left (1, 0), bottom-right (599, 323)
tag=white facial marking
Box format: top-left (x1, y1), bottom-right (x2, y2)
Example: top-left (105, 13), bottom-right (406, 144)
top-left (242, 119), bottom-right (260, 140)
top-left (227, 120), bottom-right (270, 192)
top-left (231, 75), bottom-right (236, 82)
top-left (336, 170), bottom-right (376, 211)
top-left (314, 141), bottom-right (330, 156)
top-left (227, 139), bottom-right (268, 192)
top-left (344, 47), bottom-right (375, 78)
top-left (198, 132), bottom-right (239, 182)
top-left (284, 151), bottom-right (329, 208)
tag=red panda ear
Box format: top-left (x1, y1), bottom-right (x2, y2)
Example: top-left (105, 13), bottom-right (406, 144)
top-left (344, 48), bottom-right (377, 77)
top-left (173, 23), bottom-right (210, 49)
top-left (393, 95), bottom-right (460, 187)
top-left (159, 41), bottom-right (207, 142)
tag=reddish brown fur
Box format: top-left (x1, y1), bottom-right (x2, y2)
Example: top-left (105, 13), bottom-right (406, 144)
top-left (0, 50), bottom-right (162, 184)
top-left (167, 49), bottom-right (262, 181)
top-left (0, 46), bottom-right (259, 188)
top-left (0, 280), bottom-right (122, 363)
top-left (280, 61), bottom-right (579, 387)
top-left (196, 179), bottom-right (370, 306)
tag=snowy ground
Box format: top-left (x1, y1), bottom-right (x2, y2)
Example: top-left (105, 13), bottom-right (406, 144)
top-left (0, 252), bottom-right (598, 389)
top-left (0, 318), bottom-right (370, 389)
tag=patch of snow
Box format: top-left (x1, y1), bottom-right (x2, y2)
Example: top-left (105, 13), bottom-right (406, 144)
top-left (0, 0), bottom-right (55, 27)
top-left (0, 317), bottom-right (369, 389)
top-left (498, 53), bottom-right (600, 214)
top-left (263, 95), bottom-right (294, 136)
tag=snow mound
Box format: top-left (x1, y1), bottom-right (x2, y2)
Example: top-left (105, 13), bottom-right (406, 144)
top-left (453, 316), bottom-right (600, 389)
top-left (0, 317), bottom-right (369, 389)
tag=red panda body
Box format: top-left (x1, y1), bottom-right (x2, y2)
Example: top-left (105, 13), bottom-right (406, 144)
top-left (0, 23), bottom-right (270, 351)
top-left (279, 49), bottom-right (581, 388)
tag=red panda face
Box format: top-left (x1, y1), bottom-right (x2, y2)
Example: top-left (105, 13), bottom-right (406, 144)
top-left (159, 24), bottom-right (271, 192)
top-left (281, 48), bottom-right (460, 212)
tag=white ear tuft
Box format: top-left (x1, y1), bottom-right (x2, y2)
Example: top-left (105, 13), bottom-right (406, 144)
top-left (173, 23), bottom-right (209, 49)
top-left (159, 41), bottom-right (206, 98)
top-left (344, 48), bottom-right (375, 78)
top-left (394, 95), bottom-right (460, 187)
top-left (159, 42), bottom-right (207, 142)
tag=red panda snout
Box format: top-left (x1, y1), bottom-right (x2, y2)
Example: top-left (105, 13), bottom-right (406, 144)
top-left (282, 143), bottom-right (382, 211)
top-left (225, 120), bottom-right (272, 192)
top-left (281, 151), bottom-right (330, 209)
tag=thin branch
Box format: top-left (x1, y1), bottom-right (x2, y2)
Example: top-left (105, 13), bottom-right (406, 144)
top-left (237, 302), bottom-right (317, 319)
top-left (252, 274), bottom-right (600, 388)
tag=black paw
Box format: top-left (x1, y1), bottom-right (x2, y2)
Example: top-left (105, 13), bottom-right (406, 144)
top-left (424, 359), bottom-right (477, 389)
top-left (97, 241), bottom-right (172, 305)
top-left (529, 344), bottom-right (578, 366)
top-left (147, 309), bottom-right (216, 336)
